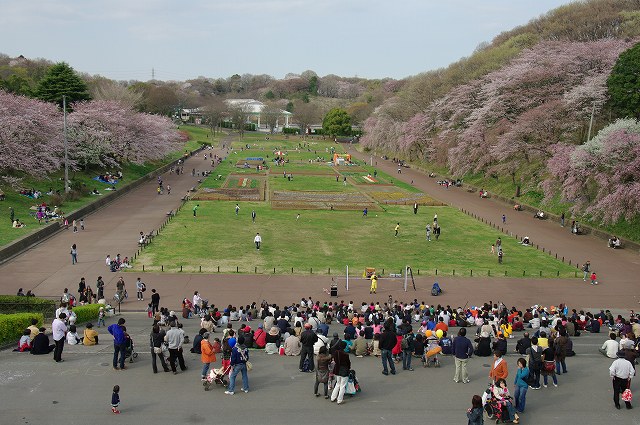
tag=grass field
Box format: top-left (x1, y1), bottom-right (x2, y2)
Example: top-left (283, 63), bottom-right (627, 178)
top-left (134, 201), bottom-right (578, 277)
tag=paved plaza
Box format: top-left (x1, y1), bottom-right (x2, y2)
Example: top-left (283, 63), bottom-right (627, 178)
top-left (0, 138), bottom-right (638, 424)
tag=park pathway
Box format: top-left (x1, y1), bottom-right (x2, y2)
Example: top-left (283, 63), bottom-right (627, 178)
top-left (0, 142), bottom-right (228, 299)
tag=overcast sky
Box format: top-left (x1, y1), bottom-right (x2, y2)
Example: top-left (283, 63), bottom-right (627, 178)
top-left (0, 0), bottom-right (573, 82)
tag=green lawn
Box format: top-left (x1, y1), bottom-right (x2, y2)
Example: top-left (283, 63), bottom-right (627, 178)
top-left (134, 201), bottom-right (578, 278)
top-left (269, 174), bottom-right (356, 192)
top-left (0, 136), bottom-right (203, 247)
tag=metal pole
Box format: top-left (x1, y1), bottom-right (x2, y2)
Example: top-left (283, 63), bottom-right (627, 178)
top-left (63, 95), bottom-right (69, 193)
top-left (404, 266), bottom-right (408, 292)
top-left (587, 101), bottom-right (596, 142)
top-left (346, 265), bottom-right (349, 291)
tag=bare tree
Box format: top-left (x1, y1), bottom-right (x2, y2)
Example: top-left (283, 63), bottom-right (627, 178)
top-left (293, 101), bottom-right (320, 137)
top-left (261, 103), bottom-right (282, 134)
top-left (228, 103), bottom-right (251, 138)
top-left (202, 98), bottom-right (226, 135)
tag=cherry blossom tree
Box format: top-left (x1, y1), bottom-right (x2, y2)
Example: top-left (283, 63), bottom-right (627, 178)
top-left (0, 91), bottom-right (64, 179)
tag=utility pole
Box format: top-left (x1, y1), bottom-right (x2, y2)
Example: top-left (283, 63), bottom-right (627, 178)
top-left (587, 101), bottom-right (596, 142)
top-left (63, 95), bottom-right (69, 194)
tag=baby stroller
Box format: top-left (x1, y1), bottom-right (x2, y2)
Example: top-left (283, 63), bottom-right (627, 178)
top-left (431, 282), bottom-right (442, 296)
top-left (344, 369), bottom-right (361, 397)
top-left (203, 364), bottom-right (231, 391)
top-left (124, 336), bottom-right (138, 363)
top-left (422, 336), bottom-right (442, 367)
top-left (482, 384), bottom-right (513, 423)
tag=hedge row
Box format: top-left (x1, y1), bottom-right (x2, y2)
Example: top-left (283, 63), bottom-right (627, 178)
top-left (0, 313), bottom-right (43, 345)
top-left (72, 304), bottom-right (103, 325)
top-left (0, 296), bottom-right (56, 316)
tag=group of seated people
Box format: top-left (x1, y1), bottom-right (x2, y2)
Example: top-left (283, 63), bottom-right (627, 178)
top-left (105, 254), bottom-right (131, 272)
top-left (607, 236), bottom-right (621, 249)
top-left (96, 173), bottom-right (120, 184)
top-left (12, 219), bottom-right (25, 228)
top-left (534, 210), bottom-right (546, 219)
top-left (479, 189), bottom-right (489, 198)
top-left (15, 317), bottom-right (100, 353)
top-left (19, 189), bottom-right (42, 199)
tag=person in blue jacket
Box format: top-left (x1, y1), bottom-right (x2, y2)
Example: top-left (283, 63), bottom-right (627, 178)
top-left (108, 318), bottom-right (127, 370)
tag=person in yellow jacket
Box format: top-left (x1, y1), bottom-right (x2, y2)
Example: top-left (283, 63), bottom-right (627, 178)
top-left (370, 274), bottom-right (378, 294)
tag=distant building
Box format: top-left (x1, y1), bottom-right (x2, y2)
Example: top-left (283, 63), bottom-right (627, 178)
top-left (225, 99), bottom-right (292, 130)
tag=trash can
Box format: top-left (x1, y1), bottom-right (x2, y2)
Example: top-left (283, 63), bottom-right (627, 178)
top-left (330, 285), bottom-right (338, 297)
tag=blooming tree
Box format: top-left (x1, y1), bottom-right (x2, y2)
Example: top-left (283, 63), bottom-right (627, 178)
top-left (0, 91), bottom-right (64, 179)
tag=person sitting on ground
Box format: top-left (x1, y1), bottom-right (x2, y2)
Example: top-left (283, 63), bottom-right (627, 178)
top-left (16, 329), bottom-right (32, 352)
top-left (31, 327), bottom-right (54, 355)
top-left (513, 204), bottom-right (522, 211)
top-left (599, 333), bottom-right (620, 358)
top-left (354, 330), bottom-right (368, 357)
top-left (521, 236), bottom-right (531, 246)
top-left (66, 324), bottom-right (81, 345)
top-left (83, 323), bottom-right (98, 346)
top-left (284, 330), bottom-right (301, 356)
top-left (608, 236), bottom-right (621, 249)
top-left (253, 324), bottom-right (266, 349)
top-left (265, 327), bottom-right (280, 355)
top-left (191, 328), bottom-right (207, 354)
top-left (534, 210), bottom-right (545, 219)
top-left (474, 332), bottom-right (492, 357)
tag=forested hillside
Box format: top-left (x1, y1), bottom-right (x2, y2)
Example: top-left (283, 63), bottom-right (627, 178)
top-left (362, 0), bottom-right (640, 236)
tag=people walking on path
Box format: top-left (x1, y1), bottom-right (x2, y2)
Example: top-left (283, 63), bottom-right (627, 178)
top-left (452, 328), bottom-right (473, 383)
top-left (108, 318), bottom-right (127, 371)
top-left (609, 349), bottom-right (635, 410)
top-left (254, 233), bottom-right (261, 250)
top-left (225, 336), bottom-right (249, 395)
top-left (582, 260), bottom-right (591, 281)
top-left (235, 204), bottom-right (240, 215)
top-left (70, 244), bottom-right (78, 265)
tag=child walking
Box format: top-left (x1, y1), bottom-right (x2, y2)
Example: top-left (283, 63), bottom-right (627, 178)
top-left (97, 307), bottom-right (106, 327)
top-left (111, 385), bottom-right (120, 414)
top-left (590, 271), bottom-right (598, 285)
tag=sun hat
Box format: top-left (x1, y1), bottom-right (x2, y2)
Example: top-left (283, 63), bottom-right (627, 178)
top-left (269, 327), bottom-right (280, 336)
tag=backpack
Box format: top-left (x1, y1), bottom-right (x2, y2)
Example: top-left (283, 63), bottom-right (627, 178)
top-left (140, 282), bottom-right (146, 292)
top-left (401, 334), bottom-right (413, 351)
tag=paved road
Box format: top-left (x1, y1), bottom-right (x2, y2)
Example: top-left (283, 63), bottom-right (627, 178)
top-left (0, 312), bottom-right (634, 425)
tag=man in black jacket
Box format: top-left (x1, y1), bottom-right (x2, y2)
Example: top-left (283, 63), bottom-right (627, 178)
top-left (299, 323), bottom-right (318, 372)
top-left (379, 322), bottom-right (397, 375)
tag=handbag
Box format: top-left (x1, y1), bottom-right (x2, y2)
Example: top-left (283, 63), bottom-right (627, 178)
top-left (543, 361), bottom-right (555, 372)
top-left (622, 380), bottom-right (633, 402)
top-left (153, 346), bottom-right (162, 354)
top-left (245, 361), bottom-right (253, 371)
top-left (238, 347), bottom-right (252, 371)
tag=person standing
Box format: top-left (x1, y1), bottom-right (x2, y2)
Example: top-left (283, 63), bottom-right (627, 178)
top-left (413, 202), bottom-right (418, 214)
top-left (582, 260), bottom-right (591, 281)
top-left (235, 204), bottom-right (240, 215)
top-left (225, 336), bottom-right (250, 395)
top-left (435, 225), bottom-right (441, 241)
top-left (108, 318), bottom-right (127, 371)
top-left (426, 224), bottom-right (431, 241)
top-left (111, 385), bottom-right (121, 414)
top-left (526, 337), bottom-right (543, 389)
top-left (498, 249), bottom-right (503, 264)
top-left (369, 274), bottom-right (378, 294)
top-left (315, 346), bottom-right (331, 398)
top-left (379, 322), bottom-right (397, 375)
top-left (116, 277), bottom-right (125, 302)
top-left (77, 277), bottom-right (86, 300)
top-left (9, 206), bottom-right (15, 224)
top-left (561, 212), bottom-right (565, 227)
top-left (330, 341), bottom-right (351, 404)
top-left (251, 210), bottom-right (256, 223)
top-left (193, 204), bottom-right (200, 218)
top-left (70, 244), bottom-right (78, 265)
top-left (300, 323), bottom-right (318, 372)
top-left (394, 223), bottom-right (400, 237)
top-left (135, 278), bottom-right (145, 301)
top-left (166, 321), bottom-right (187, 374)
top-left (554, 329), bottom-right (569, 374)
top-left (489, 350), bottom-right (508, 383)
top-left (52, 312), bottom-right (67, 362)
top-left (254, 233), bottom-right (262, 250)
top-left (72, 219), bottom-right (78, 233)
top-left (150, 325), bottom-right (170, 373)
top-left (466, 395), bottom-right (484, 425)
top-left (167, 185), bottom-right (171, 195)
top-left (151, 289), bottom-right (160, 314)
top-left (452, 328), bottom-right (474, 383)
top-left (80, 218), bottom-right (85, 230)
top-left (610, 350), bottom-right (635, 409)
top-left (402, 327), bottom-right (415, 371)
top-left (514, 358), bottom-right (529, 413)
top-left (502, 214), bottom-right (506, 224)
top-left (200, 332), bottom-right (216, 380)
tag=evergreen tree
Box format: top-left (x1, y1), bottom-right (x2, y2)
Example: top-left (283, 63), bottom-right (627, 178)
top-left (322, 108), bottom-right (351, 137)
top-left (35, 62), bottom-right (90, 110)
top-left (607, 42), bottom-right (640, 119)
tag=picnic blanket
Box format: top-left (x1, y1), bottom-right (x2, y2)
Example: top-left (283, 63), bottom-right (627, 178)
top-left (93, 176), bottom-right (118, 185)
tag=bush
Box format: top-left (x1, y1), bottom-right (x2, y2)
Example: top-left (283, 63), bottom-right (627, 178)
top-left (0, 312), bottom-right (44, 345)
top-left (0, 296), bottom-right (56, 317)
top-left (73, 304), bottom-right (103, 324)
top-left (282, 127), bottom-right (299, 135)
